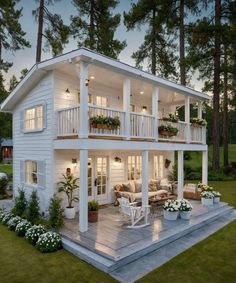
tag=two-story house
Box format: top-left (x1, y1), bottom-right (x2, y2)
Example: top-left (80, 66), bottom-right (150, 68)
top-left (1, 48), bottom-right (210, 232)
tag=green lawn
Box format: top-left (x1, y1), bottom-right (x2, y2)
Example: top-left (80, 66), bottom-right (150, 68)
top-left (0, 163), bottom-right (13, 175)
top-left (0, 226), bottom-right (117, 283)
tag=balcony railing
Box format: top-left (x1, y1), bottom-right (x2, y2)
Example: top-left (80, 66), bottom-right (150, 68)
top-left (56, 105), bottom-right (206, 144)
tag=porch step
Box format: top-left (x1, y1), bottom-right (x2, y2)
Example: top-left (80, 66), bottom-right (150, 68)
top-left (61, 203), bottom-right (234, 274)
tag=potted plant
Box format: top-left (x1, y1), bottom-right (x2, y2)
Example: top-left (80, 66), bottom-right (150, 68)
top-left (58, 174), bottom-right (79, 219)
top-left (88, 200), bottom-right (99, 222)
top-left (190, 118), bottom-right (207, 127)
top-left (179, 199), bottom-right (193, 220)
top-left (158, 124), bottom-right (179, 137)
top-left (198, 183), bottom-right (214, 192)
top-left (163, 199), bottom-right (180, 220)
top-left (162, 113), bottom-right (179, 123)
top-left (90, 115), bottom-right (120, 130)
top-left (200, 191), bottom-right (214, 206)
top-left (213, 191), bottom-right (221, 204)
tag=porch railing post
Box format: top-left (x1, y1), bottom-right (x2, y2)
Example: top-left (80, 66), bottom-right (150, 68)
top-left (202, 150), bottom-right (208, 185)
top-left (123, 78), bottom-right (131, 140)
top-left (152, 86), bottom-right (159, 141)
top-left (185, 96), bottom-right (191, 143)
top-left (142, 150), bottom-right (149, 206)
top-left (177, 150), bottom-right (184, 199)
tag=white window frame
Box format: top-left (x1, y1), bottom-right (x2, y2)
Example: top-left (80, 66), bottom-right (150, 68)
top-left (25, 160), bottom-right (38, 186)
top-left (95, 95), bottom-right (108, 107)
top-left (127, 155), bottom-right (142, 180)
top-left (153, 155), bottom-right (164, 180)
top-left (24, 104), bottom-right (44, 133)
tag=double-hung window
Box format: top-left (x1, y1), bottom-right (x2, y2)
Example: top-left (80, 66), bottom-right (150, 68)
top-left (24, 105), bottom-right (43, 132)
top-left (127, 155), bottom-right (142, 180)
top-left (153, 155), bottom-right (164, 179)
top-left (25, 160), bottom-right (38, 185)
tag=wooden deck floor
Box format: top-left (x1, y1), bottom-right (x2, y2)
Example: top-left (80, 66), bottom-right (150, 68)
top-left (60, 201), bottom-right (228, 261)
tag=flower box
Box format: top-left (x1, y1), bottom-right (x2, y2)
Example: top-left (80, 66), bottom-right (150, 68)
top-left (90, 115), bottom-right (120, 130)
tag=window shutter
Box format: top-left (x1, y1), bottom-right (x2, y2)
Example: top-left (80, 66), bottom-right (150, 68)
top-left (20, 111), bottom-right (25, 133)
top-left (20, 160), bottom-right (25, 184)
top-left (43, 103), bottom-right (47, 129)
top-left (37, 160), bottom-right (46, 189)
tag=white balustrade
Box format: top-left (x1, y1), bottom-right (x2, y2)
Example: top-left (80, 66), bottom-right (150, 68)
top-left (130, 112), bottom-right (155, 139)
top-left (158, 120), bottom-right (187, 142)
top-left (57, 106), bottom-right (80, 136)
top-left (89, 105), bottom-right (125, 136)
top-left (190, 125), bottom-right (206, 144)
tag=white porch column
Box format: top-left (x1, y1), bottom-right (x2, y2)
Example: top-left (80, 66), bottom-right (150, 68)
top-left (123, 78), bottom-right (131, 140)
top-left (177, 150), bottom-right (184, 199)
top-left (152, 86), bottom-right (159, 141)
top-left (202, 150), bottom-right (208, 185)
top-left (79, 149), bottom-right (88, 232)
top-left (197, 101), bottom-right (203, 119)
top-left (185, 96), bottom-right (191, 143)
top-left (79, 61), bottom-right (89, 138)
top-left (142, 150), bottom-right (149, 206)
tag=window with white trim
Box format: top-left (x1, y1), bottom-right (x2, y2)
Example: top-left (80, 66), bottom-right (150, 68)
top-left (25, 160), bottom-right (38, 185)
top-left (154, 155), bottom-right (164, 179)
top-left (127, 155), bottom-right (142, 180)
top-left (24, 105), bottom-right (43, 132)
top-left (95, 96), bottom-right (107, 107)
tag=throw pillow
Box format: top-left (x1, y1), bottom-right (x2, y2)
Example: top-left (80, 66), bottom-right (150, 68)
top-left (134, 180), bottom-right (142, 193)
top-left (148, 179), bottom-right (158, 191)
top-left (122, 182), bottom-right (134, 193)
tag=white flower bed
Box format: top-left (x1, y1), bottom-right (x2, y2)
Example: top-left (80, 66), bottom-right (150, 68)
top-left (178, 199), bottom-right (193, 211)
top-left (2, 213), bottom-right (14, 225)
top-left (212, 191), bottom-right (221, 197)
top-left (25, 225), bottom-right (46, 245)
top-left (36, 232), bottom-right (62, 253)
top-left (163, 199), bottom-right (180, 212)
top-left (7, 216), bottom-right (23, 231)
top-left (201, 191), bottom-right (214, 199)
top-left (15, 220), bottom-right (32, 237)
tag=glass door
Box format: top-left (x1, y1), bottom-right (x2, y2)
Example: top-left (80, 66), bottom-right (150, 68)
top-left (95, 157), bottom-right (108, 204)
top-left (88, 158), bottom-right (94, 201)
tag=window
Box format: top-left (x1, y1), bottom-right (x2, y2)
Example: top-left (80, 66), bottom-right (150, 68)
top-left (127, 155), bottom-right (142, 180)
top-left (24, 105), bottom-right (43, 132)
top-left (130, 104), bottom-right (135, 112)
top-left (154, 155), bottom-right (164, 179)
top-left (25, 160), bottom-right (38, 185)
top-left (95, 96), bottom-right (107, 107)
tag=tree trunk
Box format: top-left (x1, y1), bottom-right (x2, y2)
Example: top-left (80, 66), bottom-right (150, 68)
top-left (89, 0), bottom-right (95, 50)
top-left (151, 9), bottom-right (156, 75)
top-left (223, 44), bottom-right (228, 167)
top-left (36, 0), bottom-right (44, 63)
top-left (212, 0), bottom-right (221, 170)
top-left (179, 0), bottom-right (186, 85)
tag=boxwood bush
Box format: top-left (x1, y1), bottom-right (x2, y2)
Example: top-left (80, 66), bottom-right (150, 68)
top-left (15, 220), bottom-right (32, 237)
top-left (7, 216), bottom-right (23, 231)
top-left (36, 232), bottom-right (62, 253)
top-left (25, 225), bottom-right (46, 245)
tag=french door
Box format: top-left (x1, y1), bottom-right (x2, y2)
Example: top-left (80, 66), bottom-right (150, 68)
top-left (88, 156), bottom-right (108, 204)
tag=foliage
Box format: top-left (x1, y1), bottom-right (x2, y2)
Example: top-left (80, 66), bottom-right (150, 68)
top-left (58, 174), bottom-right (79, 208)
top-left (27, 191), bottom-right (40, 224)
top-left (168, 165), bottom-right (177, 182)
top-left (163, 199), bottom-right (179, 212)
top-left (200, 191), bottom-right (214, 199)
top-left (0, 176), bottom-right (8, 197)
top-left (178, 199), bottom-right (193, 212)
top-left (90, 115), bottom-right (120, 129)
top-left (212, 191), bottom-right (221, 197)
top-left (2, 212), bottom-right (14, 225)
top-left (71, 0), bottom-right (126, 59)
top-left (12, 188), bottom-right (27, 217)
top-left (36, 232), bottom-right (62, 253)
top-left (162, 113), bottom-right (179, 123)
top-left (88, 200), bottom-right (99, 211)
top-left (25, 224), bottom-right (46, 246)
top-left (190, 117), bottom-right (207, 127)
top-left (0, 210), bottom-right (6, 221)
top-left (48, 195), bottom-right (64, 230)
top-left (7, 216), bottom-right (22, 231)
top-left (15, 220), bottom-right (32, 237)
top-left (197, 183), bottom-right (214, 192)
top-left (158, 124), bottom-right (178, 135)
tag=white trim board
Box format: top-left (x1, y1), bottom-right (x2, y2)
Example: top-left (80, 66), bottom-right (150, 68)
top-left (54, 139), bottom-right (208, 151)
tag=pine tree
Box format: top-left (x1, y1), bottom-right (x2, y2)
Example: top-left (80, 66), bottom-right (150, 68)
top-left (27, 191), bottom-right (40, 224)
top-left (9, 75), bottom-right (18, 92)
top-left (34, 0), bottom-right (70, 62)
top-left (124, 0), bottom-right (177, 79)
top-left (71, 0), bottom-right (126, 59)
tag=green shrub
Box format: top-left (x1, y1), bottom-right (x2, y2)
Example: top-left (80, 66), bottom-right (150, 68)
top-left (7, 216), bottom-right (22, 231)
top-left (25, 225), bottom-right (46, 245)
top-left (36, 232), bottom-right (62, 253)
top-left (48, 195), bottom-right (64, 230)
top-left (2, 213), bottom-right (14, 225)
top-left (12, 188), bottom-right (27, 216)
top-left (0, 177), bottom-right (8, 197)
top-left (15, 220), bottom-right (32, 237)
top-left (88, 200), bottom-right (99, 211)
top-left (0, 210), bottom-right (6, 221)
top-left (27, 191), bottom-right (40, 224)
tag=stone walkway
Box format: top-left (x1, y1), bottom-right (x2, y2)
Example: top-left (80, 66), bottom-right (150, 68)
top-left (110, 210), bottom-right (236, 283)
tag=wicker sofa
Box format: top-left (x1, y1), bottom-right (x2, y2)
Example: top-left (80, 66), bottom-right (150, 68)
top-left (114, 179), bottom-right (172, 204)
top-left (183, 183), bottom-right (201, 200)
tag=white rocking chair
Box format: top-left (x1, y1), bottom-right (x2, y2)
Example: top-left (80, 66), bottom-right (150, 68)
top-left (118, 197), bottom-right (150, 228)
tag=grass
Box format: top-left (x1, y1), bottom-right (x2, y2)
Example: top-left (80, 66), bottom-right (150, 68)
top-left (0, 226), bottom-right (117, 283)
top-left (0, 163), bottom-right (13, 175)
top-left (138, 180), bottom-right (236, 283)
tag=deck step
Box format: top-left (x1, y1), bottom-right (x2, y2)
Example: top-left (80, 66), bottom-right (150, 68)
top-left (61, 203), bottom-right (234, 273)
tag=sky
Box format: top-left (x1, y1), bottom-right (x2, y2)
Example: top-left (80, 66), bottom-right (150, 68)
top-left (3, 0), bottom-right (203, 91)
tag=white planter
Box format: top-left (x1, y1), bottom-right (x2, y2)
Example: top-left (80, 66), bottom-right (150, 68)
top-left (201, 198), bottom-right (213, 206)
top-left (214, 197), bottom-right (220, 204)
top-left (64, 207), bottom-right (76, 219)
top-left (164, 210), bottom-right (178, 221)
top-left (180, 211), bottom-right (191, 220)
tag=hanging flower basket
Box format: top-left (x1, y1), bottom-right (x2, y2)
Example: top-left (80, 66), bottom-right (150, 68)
top-left (90, 115), bottom-right (120, 130)
top-left (158, 124), bottom-right (178, 137)
top-left (190, 118), bottom-right (207, 127)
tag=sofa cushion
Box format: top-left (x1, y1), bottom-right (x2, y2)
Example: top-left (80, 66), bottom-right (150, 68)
top-left (131, 189), bottom-right (169, 201)
top-left (122, 181), bottom-right (135, 193)
top-left (114, 184), bottom-right (124, 192)
top-left (134, 180), bottom-right (142, 193)
top-left (148, 179), bottom-right (160, 191)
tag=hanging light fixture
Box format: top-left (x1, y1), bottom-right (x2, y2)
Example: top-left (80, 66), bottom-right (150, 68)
top-left (72, 158), bottom-right (78, 167)
top-left (114, 156), bottom-right (122, 163)
top-left (85, 79), bottom-right (90, 86)
top-left (142, 106), bottom-right (147, 112)
top-left (65, 88), bottom-right (70, 97)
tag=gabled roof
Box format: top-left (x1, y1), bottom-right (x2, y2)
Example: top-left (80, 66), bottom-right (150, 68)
top-left (1, 139), bottom-right (13, 147)
top-left (1, 47), bottom-right (211, 111)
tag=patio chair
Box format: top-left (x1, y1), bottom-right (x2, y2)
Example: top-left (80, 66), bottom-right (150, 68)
top-left (117, 197), bottom-right (150, 228)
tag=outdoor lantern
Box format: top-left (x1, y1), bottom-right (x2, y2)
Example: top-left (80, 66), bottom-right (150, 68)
top-left (72, 158), bottom-right (77, 167)
top-left (65, 88), bottom-right (70, 97)
top-left (142, 106), bottom-right (147, 112)
top-left (85, 79), bottom-right (90, 86)
top-left (114, 156), bottom-right (122, 163)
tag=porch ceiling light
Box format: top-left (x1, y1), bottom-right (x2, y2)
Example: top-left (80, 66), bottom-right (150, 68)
top-left (90, 76), bottom-right (95, 80)
top-left (85, 79), bottom-right (90, 86)
top-left (65, 88), bottom-right (70, 97)
top-left (114, 156), bottom-right (122, 163)
top-left (142, 106), bottom-right (147, 112)
top-left (140, 91), bottom-right (144, 94)
top-left (72, 158), bottom-right (78, 167)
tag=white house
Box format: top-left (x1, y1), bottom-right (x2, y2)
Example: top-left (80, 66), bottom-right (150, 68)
top-left (1, 48), bottom-right (210, 232)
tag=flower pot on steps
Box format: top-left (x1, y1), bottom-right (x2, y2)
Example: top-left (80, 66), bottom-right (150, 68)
top-left (164, 210), bottom-right (178, 221)
top-left (214, 197), bottom-right (220, 204)
top-left (201, 198), bottom-right (213, 206)
top-left (180, 211), bottom-right (191, 220)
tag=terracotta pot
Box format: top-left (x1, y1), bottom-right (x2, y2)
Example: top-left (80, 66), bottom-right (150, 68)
top-left (191, 123), bottom-right (200, 128)
top-left (88, 210), bottom-right (98, 222)
top-left (159, 130), bottom-right (171, 137)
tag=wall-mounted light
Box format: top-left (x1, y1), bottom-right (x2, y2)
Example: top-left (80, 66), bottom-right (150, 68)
top-left (90, 76), bottom-right (95, 80)
top-left (142, 106), bottom-right (147, 112)
top-left (140, 91), bottom-right (144, 95)
top-left (114, 156), bottom-right (122, 163)
top-left (65, 88), bottom-right (70, 97)
top-left (72, 158), bottom-right (77, 167)
top-left (85, 79), bottom-right (90, 86)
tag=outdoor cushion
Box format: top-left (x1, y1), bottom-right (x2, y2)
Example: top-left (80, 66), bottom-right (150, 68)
top-left (134, 180), bottom-right (142, 193)
top-left (122, 181), bottom-right (135, 193)
top-left (148, 179), bottom-right (160, 191)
